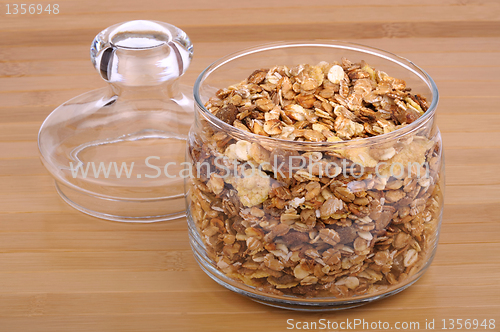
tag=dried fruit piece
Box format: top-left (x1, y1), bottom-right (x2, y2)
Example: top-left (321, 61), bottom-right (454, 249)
top-left (248, 69), bottom-right (268, 84)
top-left (214, 104), bottom-right (238, 124)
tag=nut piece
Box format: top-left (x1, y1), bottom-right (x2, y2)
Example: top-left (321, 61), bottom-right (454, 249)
top-left (327, 65), bottom-right (345, 84)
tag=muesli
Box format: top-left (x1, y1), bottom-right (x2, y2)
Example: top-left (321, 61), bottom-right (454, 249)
top-left (188, 58), bottom-right (442, 298)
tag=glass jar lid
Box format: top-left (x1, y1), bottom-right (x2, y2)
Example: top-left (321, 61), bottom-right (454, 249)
top-left (38, 20), bottom-right (195, 222)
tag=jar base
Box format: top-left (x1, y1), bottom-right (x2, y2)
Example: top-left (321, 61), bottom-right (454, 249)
top-left (188, 223), bottom-right (431, 311)
top-left (55, 181), bottom-right (186, 223)
top-left (248, 280), bottom-right (418, 311)
top-left (193, 247), bottom-right (422, 311)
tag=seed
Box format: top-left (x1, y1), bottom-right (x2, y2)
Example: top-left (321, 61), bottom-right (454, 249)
top-left (272, 223), bottom-right (290, 237)
top-left (252, 120), bottom-right (267, 136)
top-left (385, 179), bottom-right (404, 190)
top-left (202, 225), bottom-right (219, 237)
top-left (250, 207), bottom-right (265, 218)
top-left (245, 227), bottom-right (265, 238)
top-left (312, 123), bottom-right (330, 132)
top-left (301, 78), bottom-right (320, 91)
top-left (223, 234), bottom-right (235, 245)
top-left (321, 188), bottom-right (335, 200)
top-left (353, 197), bottom-right (370, 205)
top-left (369, 147), bottom-right (396, 161)
top-left (247, 69), bottom-right (268, 84)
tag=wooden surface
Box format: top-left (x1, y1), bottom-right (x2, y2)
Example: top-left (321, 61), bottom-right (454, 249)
top-left (1, 1), bottom-right (500, 331)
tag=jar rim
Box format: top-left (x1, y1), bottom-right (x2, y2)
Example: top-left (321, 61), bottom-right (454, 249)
top-left (193, 40), bottom-right (439, 148)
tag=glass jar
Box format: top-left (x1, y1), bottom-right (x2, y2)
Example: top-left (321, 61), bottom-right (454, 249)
top-left (38, 20), bottom-right (194, 222)
top-left (187, 41), bottom-right (444, 310)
